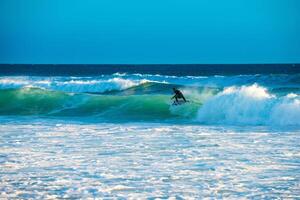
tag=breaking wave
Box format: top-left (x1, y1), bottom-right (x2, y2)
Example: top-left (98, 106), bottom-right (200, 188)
top-left (0, 76), bottom-right (151, 93)
top-left (197, 84), bottom-right (300, 126)
top-left (0, 73), bottom-right (300, 93)
top-left (0, 74), bottom-right (299, 126)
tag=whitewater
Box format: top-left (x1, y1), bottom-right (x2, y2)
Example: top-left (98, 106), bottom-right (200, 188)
top-left (0, 71), bottom-right (300, 199)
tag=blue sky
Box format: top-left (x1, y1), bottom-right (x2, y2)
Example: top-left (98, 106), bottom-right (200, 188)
top-left (0, 0), bottom-right (299, 64)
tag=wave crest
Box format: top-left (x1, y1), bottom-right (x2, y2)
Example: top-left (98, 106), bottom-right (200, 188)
top-left (0, 77), bottom-right (150, 93)
top-left (197, 84), bottom-right (300, 126)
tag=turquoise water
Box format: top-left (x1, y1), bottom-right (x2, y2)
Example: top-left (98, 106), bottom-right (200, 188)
top-left (0, 72), bottom-right (300, 198)
top-left (0, 74), bottom-right (300, 125)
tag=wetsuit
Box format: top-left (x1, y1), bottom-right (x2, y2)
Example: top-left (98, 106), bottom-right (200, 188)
top-left (173, 89), bottom-right (186, 102)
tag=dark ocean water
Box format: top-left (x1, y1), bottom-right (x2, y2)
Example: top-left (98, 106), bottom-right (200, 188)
top-left (0, 64), bottom-right (299, 76)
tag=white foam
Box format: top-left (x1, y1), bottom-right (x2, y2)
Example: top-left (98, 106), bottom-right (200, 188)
top-left (53, 78), bottom-right (148, 93)
top-left (0, 76), bottom-right (149, 93)
top-left (1, 73), bottom-right (299, 93)
top-left (270, 94), bottom-right (300, 126)
top-left (0, 120), bottom-right (299, 198)
top-left (197, 84), bottom-right (300, 126)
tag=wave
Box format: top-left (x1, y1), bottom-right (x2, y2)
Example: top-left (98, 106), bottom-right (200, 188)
top-left (1, 73), bottom-right (300, 94)
top-left (0, 77), bottom-right (151, 93)
top-left (197, 84), bottom-right (300, 126)
top-left (0, 87), bottom-right (203, 121)
top-left (0, 73), bottom-right (300, 126)
top-left (0, 85), bottom-right (299, 126)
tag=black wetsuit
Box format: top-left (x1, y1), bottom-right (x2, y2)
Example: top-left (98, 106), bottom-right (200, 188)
top-left (173, 89), bottom-right (186, 102)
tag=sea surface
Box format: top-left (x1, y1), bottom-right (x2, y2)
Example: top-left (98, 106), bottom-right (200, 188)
top-left (0, 64), bottom-right (300, 199)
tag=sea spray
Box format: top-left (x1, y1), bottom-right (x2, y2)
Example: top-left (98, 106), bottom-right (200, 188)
top-left (197, 84), bottom-right (300, 126)
top-left (269, 94), bottom-right (300, 126)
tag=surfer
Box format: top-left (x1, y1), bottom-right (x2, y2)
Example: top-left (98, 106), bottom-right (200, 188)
top-left (171, 88), bottom-right (187, 103)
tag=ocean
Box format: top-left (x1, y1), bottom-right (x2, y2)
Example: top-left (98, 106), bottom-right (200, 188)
top-left (0, 64), bottom-right (300, 199)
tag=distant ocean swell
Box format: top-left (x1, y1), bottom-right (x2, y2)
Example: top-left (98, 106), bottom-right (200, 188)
top-left (0, 74), bottom-right (299, 126)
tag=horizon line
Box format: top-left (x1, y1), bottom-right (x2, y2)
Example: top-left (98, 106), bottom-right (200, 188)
top-left (0, 63), bottom-right (299, 65)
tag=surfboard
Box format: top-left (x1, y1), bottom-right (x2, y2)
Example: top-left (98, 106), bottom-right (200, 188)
top-left (172, 100), bottom-right (189, 106)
